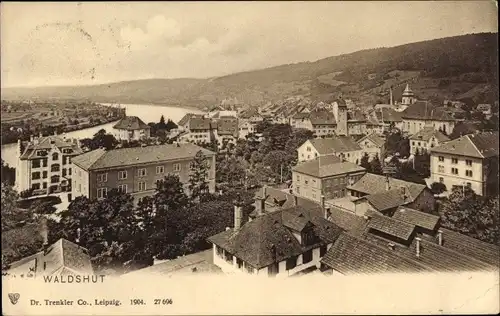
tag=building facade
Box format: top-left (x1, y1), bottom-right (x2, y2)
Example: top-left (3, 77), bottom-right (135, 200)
top-left (357, 133), bottom-right (386, 161)
top-left (15, 135), bottom-right (83, 195)
top-left (429, 132), bottom-right (499, 196)
top-left (71, 143), bottom-right (216, 201)
top-left (112, 116), bottom-right (151, 141)
top-left (297, 137), bottom-right (363, 164)
top-left (402, 101), bottom-right (456, 135)
top-left (409, 126), bottom-right (450, 155)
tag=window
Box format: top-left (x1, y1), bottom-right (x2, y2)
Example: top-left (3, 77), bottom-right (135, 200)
top-left (245, 265), bottom-right (254, 274)
top-left (466, 182), bottom-right (471, 188)
top-left (412, 141), bottom-right (415, 146)
top-left (320, 245), bottom-right (328, 257)
top-left (43, 171), bottom-right (48, 179)
top-left (138, 168), bottom-right (147, 177)
top-left (302, 250), bottom-right (313, 264)
top-left (118, 170), bottom-right (127, 180)
top-left (97, 173), bottom-right (108, 183)
top-left (138, 181), bottom-right (146, 191)
top-left (224, 252), bottom-right (233, 263)
top-left (32, 159), bottom-right (41, 168)
top-left (286, 256), bottom-right (297, 270)
top-left (62, 148), bottom-right (73, 154)
top-left (304, 179), bottom-right (308, 185)
top-left (50, 175), bottom-right (60, 184)
top-left (155, 179), bottom-right (163, 188)
top-left (32, 172), bottom-right (41, 180)
top-left (438, 165), bottom-right (444, 173)
top-left (97, 188), bottom-right (107, 199)
top-left (51, 164), bottom-right (60, 172)
top-left (465, 170), bottom-right (473, 177)
top-left (466, 160), bottom-right (472, 166)
top-left (451, 168), bottom-right (458, 175)
top-left (306, 146), bottom-right (311, 152)
top-left (118, 184), bottom-right (127, 193)
top-left (42, 159), bottom-right (48, 167)
top-left (62, 169), bottom-right (66, 177)
top-left (52, 153), bottom-right (59, 160)
top-left (438, 156), bottom-right (444, 162)
top-left (37, 150), bottom-right (48, 157)
top-left (42, 182), bottom-right (47, 189)
top-left (236, 258), bottom-right (243, 269)
top-left (439, 177), bottom-right (444, 183)
top-left (418, 142), bottom-right (421, 146)
top-left (173, 163), bottom-right (181, 172)
top-left (451, 158), bottom-right (458, 164)
top-left (216, 246), bottom-right (223, 257)
top-left (68, 168), bottom-right (72, 176)
top-left (156, 166), bottom-right (164, 174)
top-left (31, 183), bottom-right (41, 190)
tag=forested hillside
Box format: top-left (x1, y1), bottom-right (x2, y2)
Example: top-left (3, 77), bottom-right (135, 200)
top-left (3, 32), bottom-right (497, 109)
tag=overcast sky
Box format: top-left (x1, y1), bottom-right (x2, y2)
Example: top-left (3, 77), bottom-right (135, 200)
top-left (1, 1), bottom-right (497, 88)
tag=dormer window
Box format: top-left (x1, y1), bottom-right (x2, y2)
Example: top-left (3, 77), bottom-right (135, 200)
top-left (62, 148), bottom-right (73, 154)
top-left (301, 227), bottom-right (316, 246)
top-left (37, 150), bottom-right (48, 157)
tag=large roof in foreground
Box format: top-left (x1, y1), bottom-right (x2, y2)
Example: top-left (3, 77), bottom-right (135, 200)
top-left (72, 143), bottom-right (215, 170)
top-left (430, 132), bottom-right (499, 158)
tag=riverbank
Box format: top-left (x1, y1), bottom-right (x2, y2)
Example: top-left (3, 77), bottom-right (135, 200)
top-left (0, 116), bottom-right (123, 146)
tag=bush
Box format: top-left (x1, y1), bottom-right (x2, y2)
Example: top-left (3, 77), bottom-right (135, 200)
top-left (19, 189), bottom-right (34, 199)
top-left (430, 182), bottom-right (447, 195)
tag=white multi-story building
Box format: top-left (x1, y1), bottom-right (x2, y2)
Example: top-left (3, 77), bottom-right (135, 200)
top-left (409, 126), bottom-right (450, 154)
top-left (112, 116), bottom-right (151, 141)
top-left (402, 101), bottom-right (456, 136)
top-left (15, 134), bottom-right (83, 195)
top-left (208, 203), bottom-right (341, 277)
top-left (430, 132), bottom-right (498, 196)
top-left (297, 136), bottom-right (363, 164)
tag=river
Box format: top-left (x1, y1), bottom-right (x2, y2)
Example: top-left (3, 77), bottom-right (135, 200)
top-left (1, 103), bottom-right (204, 168)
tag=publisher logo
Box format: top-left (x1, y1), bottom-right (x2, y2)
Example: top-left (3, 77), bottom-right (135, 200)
top-left (8, 293), bottom-right (20, 305)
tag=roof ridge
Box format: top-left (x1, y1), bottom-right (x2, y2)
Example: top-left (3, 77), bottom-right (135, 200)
top-left (420, 239), bottom-right (497, 270)
top-left (465, 134), bottom-right (485, 158)
top-left (341, 232), bottom-right (434, 271)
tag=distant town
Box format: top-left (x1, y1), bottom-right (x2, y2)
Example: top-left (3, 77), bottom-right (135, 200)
top-left (2, 78), bottom-right (498, 279)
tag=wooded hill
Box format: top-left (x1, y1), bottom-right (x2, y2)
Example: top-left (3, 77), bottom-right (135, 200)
top-left (3, 32), bottom-right (498, 109)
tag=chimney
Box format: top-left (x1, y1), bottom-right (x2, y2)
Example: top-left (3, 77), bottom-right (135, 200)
top-left (321, 195), bottom-right (327, 219)
top-left (385, 176), bottom-right (390, 191)
top-left (234, 204), bottom-right (243, 230)
top-left (40, 217), bottom-right (49, 253)
top-left (76, 228), bottom-right (81, 243)
top-left (257, 186), bottom-right (267, 216)
top-left (437, 230), bottom-right (443, 246)
top-left (39, 132), bottom-right (43, 138)
top-left (415, 237), bottom-right (421, 258)
top-left (30, 135), bottom-right (34, 142)
top-left (293, 194), bottom-right (298, 206)
top-left (389, 86), bottom-right (393, 106)
top-left (400, 186), bottom-right (407, 200)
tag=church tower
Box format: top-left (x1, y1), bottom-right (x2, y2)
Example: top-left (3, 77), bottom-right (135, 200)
top-left (333, 98), bottom-right (348, 136)
top-left (401, 84), bottom-right (416, 105)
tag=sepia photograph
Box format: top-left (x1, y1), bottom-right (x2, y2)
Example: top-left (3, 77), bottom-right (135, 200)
top-left (1, 1), bottom-right (499, 315)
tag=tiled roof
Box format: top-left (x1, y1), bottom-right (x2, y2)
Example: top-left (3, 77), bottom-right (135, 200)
top-left (402, 102), bottom-right (455, 121)
top-left (309, 136), bottom-right (362, 154)
top-left (292, 157), bottom-right (365, 178)
top-left (309, 110), bottom-right (337, 125)
top-left (240, 108), bottom-right (261, 119)
top-left (20, 136), bottom-right (83, 160)
top-left (392, 207), bottom-right (440, 231)
top-left (123, 250), bottom-right (222, 276)
top-left (327, 207), bottom-right (368, 237)
top-left (347, 110), bottom-right (366, 122)
top-left (347, 173), bottom-right (426, 201)
top-left (364, 189), bottom-right (411, 212)
top-left (189, 117), bottom-right (212, 130)
top-left (112, 116), bottom-right (150, 131)
top-left (367, 214), bottom-right (416, 241)
top-left (321, 233), bottom-right (429, 274)
top-left (430, 132), bottom-right (499, 158)
top-left (357, 133), bottom-right (385, 147)
top-left (251, 187), bottom-right (323, 218)
top-left (178, 113), bottom-right (202, 126)
top-left (409, 127), bottom-right (450, 142)
top-left (374, 108), bottom-right (403, 123)
top-left (217, 117), bottom-right (238, 136)
top-left (292, 112), bottom-right (310, 119)
top-left (7, 238), bottom-right (93, 276)
top-left (208, 206), bottom-right (343, 269)
top-left (72, 143), bottom-right (215, 171)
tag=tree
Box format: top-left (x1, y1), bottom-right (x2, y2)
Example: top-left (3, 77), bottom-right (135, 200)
top-left (80, 129), bottom-right (118, 151)
top-left (154, 174), bottom-right (191, 218)
top-left (440, 186), bottom-right (499, 246)
top-left (58, 190), bottom-right (140, 272)
top-left (1, 183), bottom-right (32, 231)
top-left (360, 153), bottom-right (370, 170)
top-left (165, 119), bottom-right (178, 131)
top-left (1, 159), bottom-right (16, 186)
top-left (370, 154), bottom-right (383, 175)
top-left (159, 115), bottom-right (166, 128)
top-left (414, 151), bottom-right (431, 178)
top-left (262, 150), bottom-right (289, 182)
top-left (188, 150), bottom-right (210, 203)
top-left (430, 182), bottom-right (447, 195)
